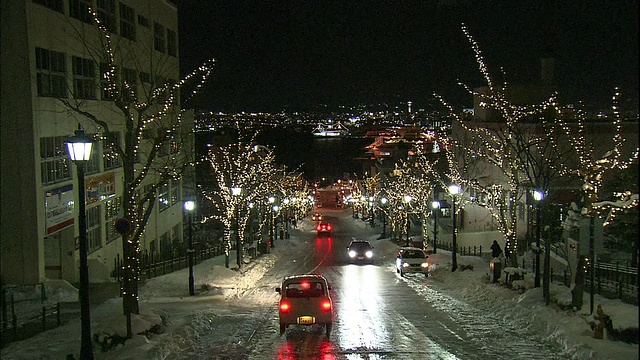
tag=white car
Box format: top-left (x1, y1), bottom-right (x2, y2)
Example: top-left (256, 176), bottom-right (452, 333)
top-left (275, 274), bottom-right (333, 336)
top-left (396, 247), bottom-right (429, 277)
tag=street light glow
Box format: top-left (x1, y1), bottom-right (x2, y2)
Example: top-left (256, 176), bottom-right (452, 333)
top-left (184, 200), bottom-right (195, 211)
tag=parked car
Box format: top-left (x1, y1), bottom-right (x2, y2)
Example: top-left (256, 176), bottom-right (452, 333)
top-left (311, 213), bottom-right (323, 221)
top-left (275, 274), bottom-right (333, 336)
top-left (316, 222), bottom-right (332, 236)
top-left (347, 240), bottom-right (374, 264)
top-left (396, 247), bottom-right (429, 277)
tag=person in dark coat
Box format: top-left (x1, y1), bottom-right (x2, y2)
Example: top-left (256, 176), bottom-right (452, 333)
top-left (490, 240), bottom-right (503, 258)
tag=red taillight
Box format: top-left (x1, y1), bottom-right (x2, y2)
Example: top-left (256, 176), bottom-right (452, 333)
top-left (327, 224), bottom-right (332, 231)
top-left (280, 301), bottom-right (290, 313)
top-left (321, 299), bottom-right (331, 312)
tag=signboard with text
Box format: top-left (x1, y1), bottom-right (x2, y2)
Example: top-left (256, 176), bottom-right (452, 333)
top-left (45, 185), bottom-right (75, 234)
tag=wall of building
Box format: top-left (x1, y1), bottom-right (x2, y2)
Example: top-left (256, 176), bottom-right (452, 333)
top-left (2, 0), bottom-right (185, 286)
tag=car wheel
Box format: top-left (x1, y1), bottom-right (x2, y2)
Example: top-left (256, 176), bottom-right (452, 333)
top-left (279, 324), bottom-right (286, 335)
top-left (325, 322), bottom-right (332, 337)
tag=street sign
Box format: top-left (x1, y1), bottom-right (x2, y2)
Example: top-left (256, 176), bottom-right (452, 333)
top-left (114, 218), bottom-right (131, 235)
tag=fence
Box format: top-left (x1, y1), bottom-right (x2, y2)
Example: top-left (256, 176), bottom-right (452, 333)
top-left (111, 245), bottom-right (225, 283)
top-left (1, 285), bottom-right (61, 348)
top-left (437, 242), bottom-right (484, 257)
top-left (586, 261), bottom-right (638, 304)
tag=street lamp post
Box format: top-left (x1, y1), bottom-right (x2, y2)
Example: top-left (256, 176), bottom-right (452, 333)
top-left (66, 127), bottom-right (94, 360)
top-left (273, 205), bottom-right (280, 241)
top-left (403, 195), bottom-right (412, 243)
top-left (533, 190), bottom-right (544, 288)
top-left (268, 196), bottom-right (275, 247)
top-left (184, 200), bottom-right (195, 295)
top-left (232, 187), bottom-right (242, 270)
top-left (431, 200), bottom-right (440, 254)
top-left (449, 184), bottom-right (460, 272)
top-left (369, 196), bottom-right (375, 227)
top-left (380, 197), bottom-right (388, 238)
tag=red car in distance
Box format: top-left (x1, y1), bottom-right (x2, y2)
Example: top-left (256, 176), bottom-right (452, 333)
top-left (316, 222), bottom-right (332, 236)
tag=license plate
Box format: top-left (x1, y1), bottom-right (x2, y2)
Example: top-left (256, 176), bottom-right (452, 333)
top-left (297, 316), bottom-right (315, 325)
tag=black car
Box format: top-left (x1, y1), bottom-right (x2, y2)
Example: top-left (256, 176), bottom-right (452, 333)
top-left (347, 240), bottom-right (374, 263)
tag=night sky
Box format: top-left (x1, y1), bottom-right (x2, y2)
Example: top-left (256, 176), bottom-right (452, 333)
top-left (178, 1), bottom-right (638, 112)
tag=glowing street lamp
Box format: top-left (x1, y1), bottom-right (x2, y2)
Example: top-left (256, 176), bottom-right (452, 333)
top-left (448, 184), bottom-right (461, 272)
top-left (403, 195), bottom-right (412, 243)
top-left (183, 200), bottom-right (196, 294)
top-left (232, 187), bottom-right (242, 269)
top-left (66, 127), bottom-right (94, 359)
top-left (533, 190), bottom-right (544, 288)
top-left (380, 197), bottom-right (388, 237)
top-left (431, 200), bottom-right (440, 254)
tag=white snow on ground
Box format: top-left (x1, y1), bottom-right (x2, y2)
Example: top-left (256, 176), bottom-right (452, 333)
top-left (1, 215), bottom-right (638, 359)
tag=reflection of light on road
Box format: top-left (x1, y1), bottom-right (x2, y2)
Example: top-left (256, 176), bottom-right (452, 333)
top-left (276, 336), bottom-right (336, 359)
top-left (338, 265), bottom-right (389, 351)
top-left (308, 237), bottom-right (332, 274)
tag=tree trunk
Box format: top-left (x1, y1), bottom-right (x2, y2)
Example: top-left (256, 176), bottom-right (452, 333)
top-left (571, 255), bottom-right (585, 310)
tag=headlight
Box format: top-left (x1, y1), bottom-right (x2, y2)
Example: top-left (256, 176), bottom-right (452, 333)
top-left (348, 250), bottom-right (356, 258)
top-left (421, 262), bottom-right (429, 268)
top-left (365, 251), bottom-right (373, 258)
top-left (402, 262), bottom-right (410, 268)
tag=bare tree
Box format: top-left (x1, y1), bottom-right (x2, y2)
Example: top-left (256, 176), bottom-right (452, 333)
top-left (59, 12), bottom-right (214, 328)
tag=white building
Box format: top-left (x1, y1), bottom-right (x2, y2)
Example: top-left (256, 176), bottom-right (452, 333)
top-left (1, 0), bottom-right (189, 285)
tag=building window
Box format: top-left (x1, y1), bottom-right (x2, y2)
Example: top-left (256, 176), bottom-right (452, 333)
top-left (137, 15), bottom-right (149, 28)
top-left (170, 178), bottom-right (180, 205)
top-left (153, 22), bottom-right (165, 53)
top-left (105, 196), bottom-right (122, 243)
top-left (121, 67), bottom-right (137, 100)
top-left (69, 0), bottom-right (92, 24)
top-left (85, 138), bottom-right (101, 174)
top-left (33, 0), bottom-right (63, 13)
top-left (100, 62), bottom-right (117, 100)
top-left (103, 131), bottom-right (122, 170)
top-left (35, 48), bottom-right (67, 98)
top-left (72, 56), bottom-right (96, 99)
top-left (158, 182), bottom-right (170, 212)
top-left (167, 28), bottom-right (177, 57)
top-left (40, 136), bottom-right (72, 185)
top-left (87, 205), bottom-right (102, 253)
top-left (119, 3), bottom-right (136, 41)
top-left (97, 0), bottom-right (117, 34)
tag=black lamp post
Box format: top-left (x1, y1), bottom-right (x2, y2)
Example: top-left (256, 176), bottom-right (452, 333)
top-left (184, 200), bottom-right (195, 295)
top-left (66, 127), bottom-right (94, 360)
top-left (431, 200), bottom-right (440, 254)
top-left (449, 184), bottom-right (460, 272)
top-left (268, 196), bottom-right (275, 247)
top-left (403, 195), bottom-right (412, 243)
top-left (369, 196), bottom-right (375, 227)
top-left (533, 190), bottom-right (544, 288)
top-left (380, 197), bottom-right (388, 238)
top-left (232, 187), bottom-right (242, 270)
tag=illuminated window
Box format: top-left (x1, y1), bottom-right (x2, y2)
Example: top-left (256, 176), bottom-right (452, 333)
top-left (87, 206), bottom-right (102, 253)
top-left (40, 136), bottom-right (71, 185)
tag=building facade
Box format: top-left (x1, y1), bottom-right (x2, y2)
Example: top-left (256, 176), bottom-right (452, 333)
top-left (1, 0), bottom-right (186, 285)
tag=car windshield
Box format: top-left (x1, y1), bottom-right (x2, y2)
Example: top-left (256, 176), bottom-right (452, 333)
top-left (285, 281), bottom-right (325, 298)
top-left (403, 250), bottom-right (424, 258)
top-left (351, 242), bottom-right (371, 250)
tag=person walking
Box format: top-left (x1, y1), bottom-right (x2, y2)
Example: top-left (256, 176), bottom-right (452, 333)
top-left (490, 240), bottom-right (503, 259)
